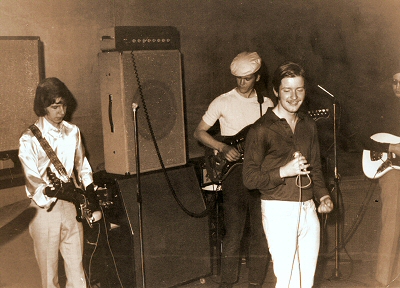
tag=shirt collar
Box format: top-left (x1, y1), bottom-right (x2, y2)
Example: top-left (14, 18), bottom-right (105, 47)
top-left (267, 108), bottom-right (306, 122)
top-left (37, 117), bottom-right (65, 138)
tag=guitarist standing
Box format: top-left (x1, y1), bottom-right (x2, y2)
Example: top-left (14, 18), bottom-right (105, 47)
top-left (362, 67), bottom-right (400, 287)
top-left (18, 77), bottom-right (97, 288)
top-left (194, 52), bottom-right (274, 288)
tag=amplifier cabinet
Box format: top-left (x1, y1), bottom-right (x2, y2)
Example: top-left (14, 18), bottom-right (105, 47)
top-left (99, 50), bottom-right (187, 175)
top-left (0, 37), bottom-right (44, 152)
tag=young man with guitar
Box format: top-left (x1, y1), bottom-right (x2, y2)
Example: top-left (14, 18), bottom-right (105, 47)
top-left (19, 77), bottom-right (99, 287)
top-left (194, 52), bottom-right (274, 288)
top-left (361, 67), bottom-right (400, 286)
top-left (242, 62), bottom-right (333, 288)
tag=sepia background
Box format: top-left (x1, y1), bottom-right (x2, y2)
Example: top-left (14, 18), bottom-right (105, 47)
top-left (0, 1), bottom-right (399, 287)
top-left (0, 0), bottom-right (399, 171)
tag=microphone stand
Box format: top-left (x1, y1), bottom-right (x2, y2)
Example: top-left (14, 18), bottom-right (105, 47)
top-left (317, 85), bottom-right (342, 279)
top-left (318, 86), bottom-right (370, 287)
top-left (132, 103), bottom-right (146, 288)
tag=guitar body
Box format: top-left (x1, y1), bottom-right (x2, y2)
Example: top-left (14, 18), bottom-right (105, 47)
top-left (46, 168), bottom-right (101, 227)
top-left (204, 125), bottom-right (250, 184)
top-left (73, 188), bottom-right (101, 228)
top-left (362, 133), bottom-right (400, 179)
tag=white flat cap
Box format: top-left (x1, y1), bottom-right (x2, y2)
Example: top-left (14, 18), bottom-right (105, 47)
top-left (230, 52), bottom-right (261, 77)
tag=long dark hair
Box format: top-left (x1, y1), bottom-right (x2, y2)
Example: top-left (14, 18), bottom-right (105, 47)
top-left (33, 77), bottom-right (76, 118)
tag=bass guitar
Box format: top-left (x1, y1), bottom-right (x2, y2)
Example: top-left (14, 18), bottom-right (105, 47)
top-left (47, 168), bottom-right (102, 228)
top-left (204, 108), bottom-right (330, 184)
top-left (362, 133), bottom-right (400, 179)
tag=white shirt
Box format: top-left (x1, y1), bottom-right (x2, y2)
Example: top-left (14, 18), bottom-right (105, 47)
top-left (202, 88), bottom-right (274, 136)
top-left (19, 117), bottom-right (93, 208)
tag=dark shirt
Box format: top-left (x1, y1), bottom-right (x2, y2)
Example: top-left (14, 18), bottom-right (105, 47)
top-left (242, 108), bottom-right (329, 202)
top-left (362, 95), bottom-right (400, 153)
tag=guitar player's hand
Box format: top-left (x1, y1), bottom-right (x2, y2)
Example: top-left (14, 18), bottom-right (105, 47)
top-left (85, 183), bottom-right (100, 211)
top-left (45, 181), bottom-right (77, 202)
top-left (221, 144), bottom-right (241, 162)
top-left (389, 143), bottom-right (400, 157)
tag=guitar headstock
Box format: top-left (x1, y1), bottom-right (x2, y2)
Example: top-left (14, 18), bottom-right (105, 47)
top-left (308, 109), bottom-right (330, 121)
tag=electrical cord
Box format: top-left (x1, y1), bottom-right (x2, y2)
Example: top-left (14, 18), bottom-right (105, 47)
top-left (289, 151), bottom-right (313, 288)
top-left (100, 205), bottom-right (125, 288)
top-left (130, 51), bottom-right (210, 219)
top-left (84, 204), bottom-right (124, 288)
top-left (289, 176), bottom-right (303, 288)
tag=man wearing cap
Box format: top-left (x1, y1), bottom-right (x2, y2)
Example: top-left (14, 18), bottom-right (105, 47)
top-left (361, 66), bottom-right (400, 287)
top-left (194, 52), bottom-right (274, 288)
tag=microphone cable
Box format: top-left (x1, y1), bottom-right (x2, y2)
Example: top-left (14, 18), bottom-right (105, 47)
top-left (289, 151), bottom-right (311, 288)
top-left (294, 151), bottom-right (312, 189)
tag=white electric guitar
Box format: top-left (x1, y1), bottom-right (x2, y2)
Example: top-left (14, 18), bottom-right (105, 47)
top-left (362, 133), bottom-right (400, 179)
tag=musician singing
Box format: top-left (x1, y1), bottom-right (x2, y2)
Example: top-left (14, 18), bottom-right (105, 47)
top-left (362, 66), bottom-right (400, 287)
top-left (242, 61), bottom-right (333, 288)
top-left (18, 77), bottom-right (96, 287)
top-left (194, 52), bottom-right (274, 288)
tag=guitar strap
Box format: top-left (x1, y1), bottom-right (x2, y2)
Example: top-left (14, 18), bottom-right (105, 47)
top-left (29, 124), bottom-right (70, 182)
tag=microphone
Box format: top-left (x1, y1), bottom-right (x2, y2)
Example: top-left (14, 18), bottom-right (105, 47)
top-left (293, 151), bottom-right (306, 172)
top-left (293, 151), bottom-right (302, 159)
top-left (293, 151), bottom-right (312, 188)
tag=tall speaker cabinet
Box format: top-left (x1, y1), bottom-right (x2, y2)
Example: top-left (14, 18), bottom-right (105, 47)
top-left (0, 37), bottom-right (44, 152)
top-left (99, 50), bottom-right (187, 175)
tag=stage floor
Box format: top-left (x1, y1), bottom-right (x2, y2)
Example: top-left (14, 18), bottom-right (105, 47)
top-left (181, 257), bottom-right (383, 288)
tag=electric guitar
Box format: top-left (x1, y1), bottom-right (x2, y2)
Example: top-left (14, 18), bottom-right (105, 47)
top-left (47, 168), bottom-right (102, 228)
top-left (362, 133), bottom-right (400, 179)
top-left (204, 108), bottom-right (330, 184)
top-left (204, 125), bottom-right (250, 184)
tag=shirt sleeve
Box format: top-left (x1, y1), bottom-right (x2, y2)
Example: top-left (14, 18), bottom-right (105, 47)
top-left (202, 97), bottom-right (222, 127)
top-left (18, 133), bottom-right (55, 208)
top-left (73, 127), bottom-right (93, 189)
top-left (309, 122), bottom-right (330, 201)
top-left (242, 124), bottom-right (284, 191)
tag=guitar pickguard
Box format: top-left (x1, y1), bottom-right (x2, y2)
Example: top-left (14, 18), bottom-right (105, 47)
top-left (362, 132), bottom-right (400, 179)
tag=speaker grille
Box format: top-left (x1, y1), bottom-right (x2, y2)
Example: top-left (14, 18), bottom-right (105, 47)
top-left (99, 50), bottom-right (186, 175)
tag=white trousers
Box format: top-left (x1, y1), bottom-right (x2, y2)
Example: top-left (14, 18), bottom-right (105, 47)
top-left (29, 200), bottom-right (86, 288)
top-left (261, 199), bottom-right (320, 288)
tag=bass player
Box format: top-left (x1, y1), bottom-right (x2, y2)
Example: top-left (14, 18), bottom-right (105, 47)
top-left (361, 66), bottom-right (400, 287)
top-left (194, 52), bottom-right (274, 288)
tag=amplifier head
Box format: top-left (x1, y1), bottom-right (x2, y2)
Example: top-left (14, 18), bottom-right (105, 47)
top-left (99, 26), bottom-right (180, 52)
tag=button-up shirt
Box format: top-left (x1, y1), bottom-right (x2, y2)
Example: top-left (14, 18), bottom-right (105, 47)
top-left (243, 108), bottom-right (329, 202)
top-left (19, 117), bottom-right (93, 208)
